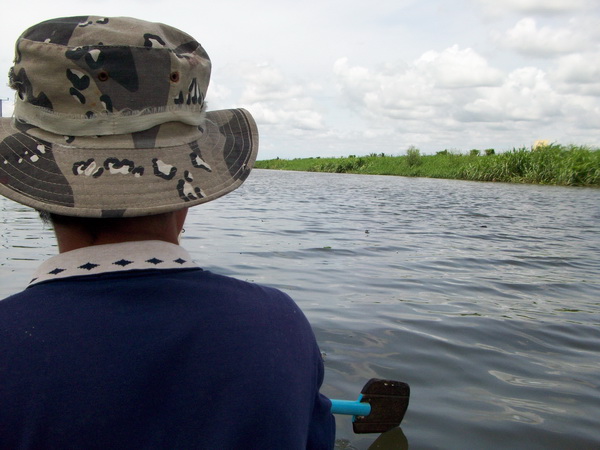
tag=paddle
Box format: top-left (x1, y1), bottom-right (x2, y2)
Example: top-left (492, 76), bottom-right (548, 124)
top-left (330, 378), bottom-right (410, 434)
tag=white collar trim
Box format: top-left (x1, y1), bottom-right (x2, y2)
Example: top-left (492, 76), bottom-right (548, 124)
top-left (30, 241), bottom-right (198, 286)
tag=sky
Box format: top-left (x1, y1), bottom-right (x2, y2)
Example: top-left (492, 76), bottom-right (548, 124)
top-left (1, 0), bottom-right (599, 159)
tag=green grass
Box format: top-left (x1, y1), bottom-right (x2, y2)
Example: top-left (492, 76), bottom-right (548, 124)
top-left (255, 145), bottom-right (600, 187)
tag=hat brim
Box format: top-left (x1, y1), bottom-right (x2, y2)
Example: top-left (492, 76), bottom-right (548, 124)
top-left (0, 108), bottom-right (258, 218)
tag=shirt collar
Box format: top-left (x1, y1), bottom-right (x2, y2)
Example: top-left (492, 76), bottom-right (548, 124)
top-left (29, 240), bottom-right (198, 286)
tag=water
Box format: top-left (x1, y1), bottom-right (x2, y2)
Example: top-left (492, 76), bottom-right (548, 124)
top-left (1, 169), bottom-right (599, 449)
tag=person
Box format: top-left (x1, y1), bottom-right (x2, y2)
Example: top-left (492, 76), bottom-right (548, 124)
top-left (0, 16), bottom-right (335, 448)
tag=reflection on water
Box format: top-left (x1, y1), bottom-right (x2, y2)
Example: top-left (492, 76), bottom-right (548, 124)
top-left (1, 170), bottom-right (599, 449)
top-left (369, 427), bottom-right (409, 449)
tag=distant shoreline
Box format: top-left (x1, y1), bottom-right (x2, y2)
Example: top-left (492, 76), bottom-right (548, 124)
top-left (255, 144), bottom-right (600, 187)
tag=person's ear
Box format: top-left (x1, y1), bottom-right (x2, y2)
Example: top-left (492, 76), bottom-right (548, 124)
top-left (175, 208), bottom-right (188, 234)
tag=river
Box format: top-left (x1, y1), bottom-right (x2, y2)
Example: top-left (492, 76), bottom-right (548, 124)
top-left (1, 169), bottom-right (599, 449)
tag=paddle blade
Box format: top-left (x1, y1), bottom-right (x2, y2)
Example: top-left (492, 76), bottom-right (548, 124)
top-left (352, 378), bottom-right (410, 434)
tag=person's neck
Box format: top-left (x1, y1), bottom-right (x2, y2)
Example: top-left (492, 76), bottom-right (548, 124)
top-left (51, 209), bottom-right (188, 253)
top-left (56, 233), bottom-right (179, 253)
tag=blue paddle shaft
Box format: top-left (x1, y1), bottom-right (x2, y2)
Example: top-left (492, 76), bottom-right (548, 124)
top-left (330, 399), bottom-right (371, 416)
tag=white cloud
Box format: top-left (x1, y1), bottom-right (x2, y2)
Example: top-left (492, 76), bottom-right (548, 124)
top-left (553, 53), bottom-right (600, 84)
top-left (415, 46), bottom-right (504, 89)
top-left (248, 102), bottom-right (324, 131)
top-left (204, 83), bottom-right (232, 108)
top-left (1, 0), bottom-right (599, 157)
top-left (473, 0), bottom-right (595, 15)
top-left (334, 57), bottom-right (438, 122)
top-left (550, 52), bottom-right (600, 96)
top-left (333, 46), bottom-right (503, 124)
top-left (332, 45), bottom-right (600, 155)
top-left (239, 65), bottom-right (304, 104)
top-left (238, 64), bottom-right (325, 131)
top-left (462, 67), bottom-right (562, 121)
top-left (498, 18), bottom-right (591, 57)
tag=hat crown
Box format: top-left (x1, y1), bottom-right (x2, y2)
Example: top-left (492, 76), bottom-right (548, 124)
top-left (10, 16), bottom-right (211, 136)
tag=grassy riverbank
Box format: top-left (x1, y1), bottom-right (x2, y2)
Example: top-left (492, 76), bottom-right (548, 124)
top-left (255, 144), bottom-right (600, 187)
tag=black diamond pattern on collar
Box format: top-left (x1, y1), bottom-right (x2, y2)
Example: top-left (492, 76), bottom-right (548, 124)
top-left (146, 258), bottom-right (163, 265)
top-left (30, 243), bottom-right (198, 287)
top-left (79, 262), bottom-right (99, 271)
top-left (113, 259), bottom-right (133, 267)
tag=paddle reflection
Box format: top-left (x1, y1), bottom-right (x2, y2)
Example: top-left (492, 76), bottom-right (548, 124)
top-left (368, 427), bottom-right (409, 449)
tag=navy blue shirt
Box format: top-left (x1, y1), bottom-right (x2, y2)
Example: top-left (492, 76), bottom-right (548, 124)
top-left (0, 242), bottom-right (335, 449)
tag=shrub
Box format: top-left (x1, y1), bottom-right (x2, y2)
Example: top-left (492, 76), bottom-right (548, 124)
top-left (406, 146), bottom-right (422, 167)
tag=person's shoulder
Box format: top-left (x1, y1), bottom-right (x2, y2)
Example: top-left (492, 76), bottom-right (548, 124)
top-left (0, 288), bottom-right (38, 309)
top-left (180, 270), bottom-right (291, 300)
top-left (196, 270), bottom-right (310, 319)
top-left (0, 288), bottom-right (47, 337)
top-left (202, 270), bottom-right (298, 306)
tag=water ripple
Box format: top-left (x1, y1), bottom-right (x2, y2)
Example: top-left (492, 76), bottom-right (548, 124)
top-left (2, 171), bottom-right (600, 449)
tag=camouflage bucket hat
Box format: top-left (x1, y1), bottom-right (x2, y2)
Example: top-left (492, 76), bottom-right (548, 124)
top-left (0, 16), bottom-right (258, 218)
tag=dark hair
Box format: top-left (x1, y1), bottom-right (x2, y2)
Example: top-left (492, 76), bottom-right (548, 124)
top-left (38, 210), bottom-right (52, 225)
top-left (37, 210), bottom-right (175, 238)
top-left (37, 210), bottom-right (118, 239)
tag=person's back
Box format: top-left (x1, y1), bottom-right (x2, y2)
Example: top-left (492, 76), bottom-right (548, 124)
top-left (0, 16), bottom-right (335, 448)
top-left (0, 242), bottom-right (333, 448)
